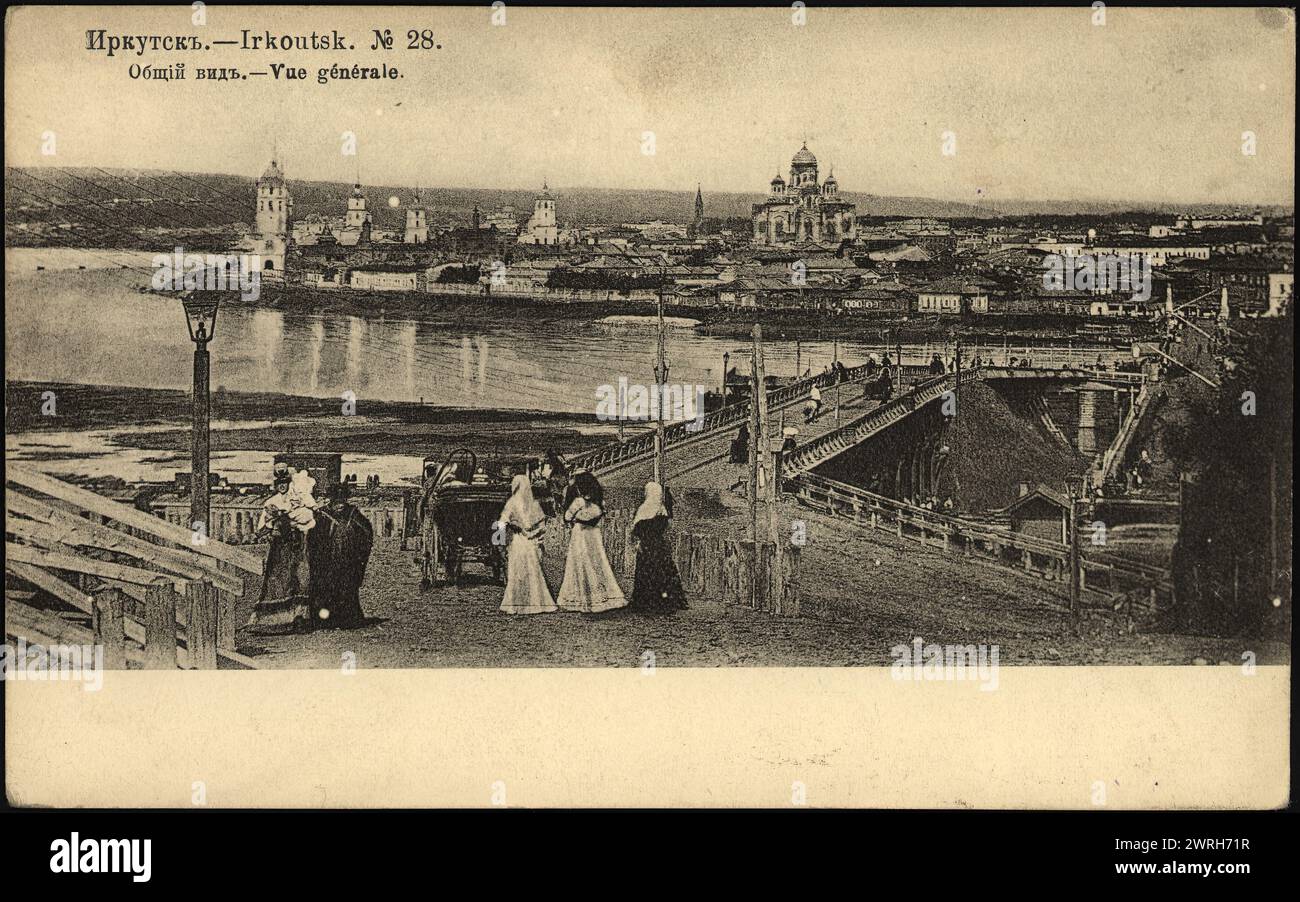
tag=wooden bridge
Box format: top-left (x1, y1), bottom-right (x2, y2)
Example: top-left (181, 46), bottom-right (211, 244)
top-left (566, 357), bottom-right (1150, 501)
top-left (571, 361), bottom-right (910, 491)
top-left (783, 363), bottom-right (1147, 477)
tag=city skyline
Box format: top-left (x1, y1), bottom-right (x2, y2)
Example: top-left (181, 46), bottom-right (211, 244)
top-left (4, 6), bottom-right (1295, 206)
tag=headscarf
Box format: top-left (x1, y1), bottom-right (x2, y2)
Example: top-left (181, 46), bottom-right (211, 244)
top-left (501, 473), bottom-right (546, 534)
top-left (572, 470), bottom-right (603, 508)
top-left (632, 481), bottom-right (669, 527)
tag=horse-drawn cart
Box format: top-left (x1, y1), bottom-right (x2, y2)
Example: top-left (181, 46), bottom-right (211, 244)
top-left (416, 448), bottom-right (566, 588)
top-left (417, 450), bottom-right (509, 587)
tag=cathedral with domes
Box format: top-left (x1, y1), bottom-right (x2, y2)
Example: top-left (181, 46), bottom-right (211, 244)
top-left (751, 143), bottom-right (857, 246)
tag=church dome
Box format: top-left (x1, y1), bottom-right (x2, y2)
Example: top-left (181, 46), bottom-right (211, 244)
top-left (771, 172), bottom-right (786, 186)
top-left (351, 183), bottom-right (365, 198)
top-left (791, 143), bottom-right (817, 166)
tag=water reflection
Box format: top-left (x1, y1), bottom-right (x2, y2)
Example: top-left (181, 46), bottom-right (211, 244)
top-left (7, 251), bottom-right (1122, 416)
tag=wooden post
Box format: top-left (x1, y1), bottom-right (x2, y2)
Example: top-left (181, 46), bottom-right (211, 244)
top-left (654, 277), bottom-right (668, 485)
top-left (186, 580), bottom-right (219, 670)
top-left (1068, 487), bottom-right (1080, 618)
top-left (92, 587), bottom-right (127, 670)
top-left (747, 325), bottom-right (762, 545)
top-left (217, 564), bottom-right (246, 650)
top-left (143, 581), bottom-right (178, 670)
top-left (753, 327), bottom-right (783, 608)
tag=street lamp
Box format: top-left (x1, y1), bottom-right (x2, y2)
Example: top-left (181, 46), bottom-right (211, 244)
top-left (722, 351), bottom-right (730, 405)
top-left (180, 290), bottom-right (220, 539)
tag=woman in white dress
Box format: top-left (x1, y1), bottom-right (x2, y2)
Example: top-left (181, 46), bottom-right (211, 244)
top-left (498, 473), bottom-right (557, 615)
top-left (556, 471), bottom-right (626, 614)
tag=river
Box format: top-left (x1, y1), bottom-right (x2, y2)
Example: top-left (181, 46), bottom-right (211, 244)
top-left (6, 247), bottom-right (1123, 482)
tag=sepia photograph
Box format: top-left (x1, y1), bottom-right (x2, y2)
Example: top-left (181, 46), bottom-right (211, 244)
top-left (1, 2), bottom-right (1293, 832)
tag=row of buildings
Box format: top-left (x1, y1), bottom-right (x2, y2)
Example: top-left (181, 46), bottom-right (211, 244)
top-left (236, 145), bottom-right (1293, 319)
top-left (242, 161), bottom-right (575, 276)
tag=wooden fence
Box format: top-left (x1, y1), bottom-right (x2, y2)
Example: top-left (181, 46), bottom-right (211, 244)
top-left (152, 494), bottom-right (410, 545)
top-left (794, 472), bottom-right (1172, 609)
top-left (5, 464), bottom-right (262, 669)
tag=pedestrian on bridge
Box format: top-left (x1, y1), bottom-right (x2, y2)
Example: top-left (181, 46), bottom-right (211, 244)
top-left (730, 423), bottom-right (750, 464)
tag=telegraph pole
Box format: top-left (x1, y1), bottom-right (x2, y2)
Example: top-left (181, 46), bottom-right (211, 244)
top-left (1066, 478), bottom-right (1081, 620)
top-left (747, 325), bottom-right (762, 544)
top-left (654, 273), bottom-right (668, 485)
top-left (752, 323), bottom-right (783, 609)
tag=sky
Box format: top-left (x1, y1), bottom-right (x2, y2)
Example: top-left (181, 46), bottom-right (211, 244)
top-left (5, 5), bottom-right (1295, 206)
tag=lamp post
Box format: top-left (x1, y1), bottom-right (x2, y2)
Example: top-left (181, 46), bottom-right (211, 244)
top-left (722, 351), bottom-right (730, 406)
top-left (180, 290), bottom-right (220, 539)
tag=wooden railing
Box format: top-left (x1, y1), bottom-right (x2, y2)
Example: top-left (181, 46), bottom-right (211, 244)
top-left (784, 369), bottom-right (973, 475)
top-left (5, 464), bottom-right (261, 669)
top-left (569, 362), bottom-right (879, 477)
top-left (793, 472), bottom-right (1172, 607)
top-left (979, 364), bottom-right (1147, 387)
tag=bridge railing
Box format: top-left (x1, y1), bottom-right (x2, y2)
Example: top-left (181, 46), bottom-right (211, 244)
top-left (571, 361), bottom-right (876, 476)
top-left (979, 364), bottom-right (1146, 386)
top-left (793, 471), bottom-right (1172, 607)
top-left (785, 368), bottom-right (976, 474)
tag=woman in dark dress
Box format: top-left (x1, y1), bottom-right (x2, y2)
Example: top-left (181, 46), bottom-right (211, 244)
top-left (307, 482), bottom-right (374, 629)
top-left (628, 481), bottom-right (687, 614)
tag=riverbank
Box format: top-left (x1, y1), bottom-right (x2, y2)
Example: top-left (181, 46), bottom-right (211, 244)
top-left (5, 380), bottom-right (622, 472)
top-left (228, 282), bottom-right (1154, 345)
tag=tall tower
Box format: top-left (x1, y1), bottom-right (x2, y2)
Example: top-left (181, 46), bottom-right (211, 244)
top-left (346, 182), bottom-right (368, 229)
top-left (405, 189), bottom-right (428, 244)
top-left (255, 158), bottom-right (290, 276)
top-left (689, 184), bottom-right (704, 238)
top-left (520, 182), bottom-right (558, 245)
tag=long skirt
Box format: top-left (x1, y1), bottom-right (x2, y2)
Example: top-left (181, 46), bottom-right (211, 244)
top-left (501, 533), bottom-right (557, 614)
top-left (248, 528), bottom-right (311, 629)
top-left (629, 533), bottom-right (687, 614)
top-left (557, 524), bottom-right (626, 613)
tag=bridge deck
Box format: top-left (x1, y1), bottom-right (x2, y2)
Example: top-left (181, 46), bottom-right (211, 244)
top-left (608, 388), bottom-right (885, 491)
